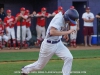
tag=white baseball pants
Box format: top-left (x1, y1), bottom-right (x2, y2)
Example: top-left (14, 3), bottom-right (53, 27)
top-left (36, 25), bottom-right (45, 40)
top-left (17, 26), bottom-right (26, 41)
top-left (22, 39), bottom-right (73, 75)
top-left (26, 27), bottom-right (32, 41)
top-left (6, 27), bottom-right (15, 39)
top-left (0, 35), bottom-right (8, 42)
top-left (70, 26), bottom-right (77, 40)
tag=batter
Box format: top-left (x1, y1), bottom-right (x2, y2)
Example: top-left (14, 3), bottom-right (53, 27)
top-left (21, 8), bottom-right (79, 75)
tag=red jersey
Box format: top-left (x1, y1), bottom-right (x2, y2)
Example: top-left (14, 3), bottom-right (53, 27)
top-left (0, 25), bottom-right (4, 34)
top-left (16, 13), bottom-right (28, 26)
top-left (37, 12), bottom-right (49, 27)
top-left (53, 10), bottom-right (64, 15)
top-left (26, 18), bottom-right (31, 27)
top-left (4, 16), bottom-right (15, 28)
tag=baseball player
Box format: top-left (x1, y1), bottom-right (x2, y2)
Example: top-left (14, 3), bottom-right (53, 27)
top-left (35, 7), bottom-right (51, 46)
top-left (21, 8), bottom-right (79, 75)
top-left (69, 6), bottom-right (80, 47)
top-left (25, 10), bottom-right (32, 43)
top-left (4, 9), bottom-right (16, 49)
top-left (52, 6), bottom-right (64, 16)
top-left (0, 18), bottom-right (8, 50)
top-left (15, 7), bottom-right (28, 48)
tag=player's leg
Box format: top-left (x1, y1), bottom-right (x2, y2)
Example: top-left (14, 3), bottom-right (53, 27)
top-left (88, 27), bottom-right (94, 46)
top-left (11, 28), bottom-right (16, 49)
top-left (55, 41), bottom-right (73, 75)
top-left (41, 27), bottom-right (46, 40)
top-left (2, 35), bottom-right (9, 49)
top-left (70, 26), bottom-right (74, 47)
top-left (21, 40), bottom-right (56, 74)
top-left (6, 27), bottom-right (11, 49)
top-left (22, 26), bottom-right (26, 47)
top-left (73, 26), bottom-right (77, 47)
top-left (36, 25), bottom-right (42, 46)
top-left (26, 27), bottom-right (32, 41)
top-left (83, 26), bottom-right (88, 46)
top-left (17, 26), bottom-right (20, 48)
top-left (0, 36), bottom-right (2, 49)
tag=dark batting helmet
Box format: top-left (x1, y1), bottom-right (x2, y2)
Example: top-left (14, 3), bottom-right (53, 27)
top-left (64, 8), bottom-right (79, 24)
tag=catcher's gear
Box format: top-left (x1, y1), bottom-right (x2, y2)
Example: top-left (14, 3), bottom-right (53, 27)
top-left (7, 9), bottom-right (11, 13)
top-left (64, 8), bottom-right (79, 24)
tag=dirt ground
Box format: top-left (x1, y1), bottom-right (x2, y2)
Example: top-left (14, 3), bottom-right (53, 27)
top-left (0, 45), bottom-right (100, 53)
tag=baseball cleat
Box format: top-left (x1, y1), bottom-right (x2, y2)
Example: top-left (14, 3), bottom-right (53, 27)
top-left (21, 73), bottom-right (28, 75)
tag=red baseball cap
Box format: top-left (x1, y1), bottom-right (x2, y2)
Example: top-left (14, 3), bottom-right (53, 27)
top-left (58, 6), bottom-right (63, 10)
top-left (7, 9), bottom-right (11, 13)
top-left (20, 7), bottom-right (25, 11)
top-left (86, 7), bottom-right (90, 10)
top-left (41, 7), bottom-right (46, 11)
top-left (26, 10), bottom-right (30, 13)
top-left (70, 6), bottom-right (75, 9)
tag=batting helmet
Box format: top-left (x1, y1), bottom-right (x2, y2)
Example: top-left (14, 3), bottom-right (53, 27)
top-left (7, 9), bottom-right (11, 13)
top-left (41, 7), bottom-right (46, 11)
top-left (64, 8), bottom-right (79, 24)
top-left (20, 7), bottom-right (25, 11)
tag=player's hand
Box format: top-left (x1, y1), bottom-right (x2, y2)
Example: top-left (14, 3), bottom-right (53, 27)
top-left (96, 15), bottom-right (99, 18)
top-left (68, 29), bottom-right (75, 34)
top-left (63, 35), bottom-right (69, 41)
top-left (9, 22), bottom-right (13, 25)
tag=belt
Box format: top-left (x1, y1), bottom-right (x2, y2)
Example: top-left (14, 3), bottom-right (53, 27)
top-left (47, 40), bottom-right (60, 44)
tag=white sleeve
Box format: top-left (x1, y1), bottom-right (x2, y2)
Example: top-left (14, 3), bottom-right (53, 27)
top-left (50, 17), bottom-right (62, 30)
top-left (82, 13), bottom-right (85, 19)
top-left (91, 13), bottom-right (94, 18)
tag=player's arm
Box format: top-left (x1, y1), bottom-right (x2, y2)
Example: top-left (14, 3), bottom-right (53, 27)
top-left (35, 13), bottom-right (44, 17)
top-left (96, 15), bottom-right (100, 18)
top-left (50, 27), bottom-right (75, 36)
top-left (52, 12), bottom-right (56, 16)
top-left (20, 15), bottom-right (28, 19)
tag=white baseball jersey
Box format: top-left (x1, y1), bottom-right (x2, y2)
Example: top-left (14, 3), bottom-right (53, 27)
top-left (82, 12), bottom-right (94, 27)
top-left (45, 12), bottom-right (65, 41)
top-left (22, 12), bottom-right (73, 75)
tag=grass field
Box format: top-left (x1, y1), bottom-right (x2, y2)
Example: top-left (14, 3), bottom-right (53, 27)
top-left (0, 49), bottom-right (100, 75)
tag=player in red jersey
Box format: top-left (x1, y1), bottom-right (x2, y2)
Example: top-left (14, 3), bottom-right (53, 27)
top-left (15, 7), bottom-right (28, 49)
top-left (0, 18), bottom-right (8, 50)
top-left (4, 9), bottom-right (17, 49)
top-left (25, 10), bottom-right (32, 44)
top-left (52, 6), bottom-right (64, 16)
top-left (35, 7), bottom-right (51, 46)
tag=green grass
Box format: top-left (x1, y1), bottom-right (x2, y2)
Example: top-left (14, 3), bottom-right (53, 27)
top-left (0, 50), bottom-right (100, 62)
top-left (0, 59), bottom-right (100, 75)
top-left (0, 49), bottom-right (100, 75)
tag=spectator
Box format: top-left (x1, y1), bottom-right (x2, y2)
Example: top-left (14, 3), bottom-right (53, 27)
top-left (0, 8), bottom-right (6, 21)
top-left (82, 7), bottom-right (94, 47)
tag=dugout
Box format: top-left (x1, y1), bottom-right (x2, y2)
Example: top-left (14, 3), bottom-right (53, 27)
top-left (1, 0), bottom-right (100, 45)
top-left (0, 0), bottom-right (58, 45)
